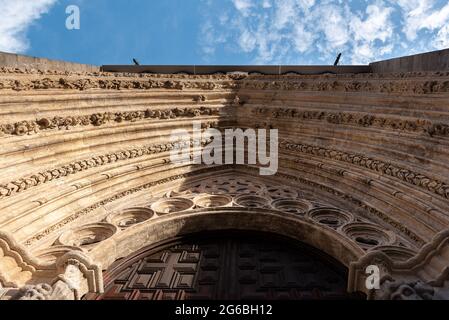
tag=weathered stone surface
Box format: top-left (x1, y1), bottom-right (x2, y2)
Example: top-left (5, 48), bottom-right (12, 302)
top-left (0, 58), bottom-right (448, 300)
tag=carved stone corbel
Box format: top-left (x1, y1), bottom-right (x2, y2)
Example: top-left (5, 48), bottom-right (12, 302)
top-left (55, 251), bottom-right (104, 299)
top-left (348, 230), bottom-right (449, 300)
top-left (1, 231), bottom-right (103, 300)
top-left (377, 277), bottom-right (449, 300)
top-left (9, 251), bottom-right (103, 300)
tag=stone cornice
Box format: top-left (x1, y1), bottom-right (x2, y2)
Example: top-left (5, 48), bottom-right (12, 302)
top-left (2, 66), bottom-right (449, 79)
top-left (1, 69), bottom-right (449, 94)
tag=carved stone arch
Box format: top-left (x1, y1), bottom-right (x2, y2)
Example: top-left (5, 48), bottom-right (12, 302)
top-left (88, 208), bottom-right (365, 272)
top-left (1, 56), bottom-right (449, 300)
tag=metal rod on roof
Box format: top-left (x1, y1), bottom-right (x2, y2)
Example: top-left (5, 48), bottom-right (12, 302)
top-left (334, 53), bottom-right (342, 66)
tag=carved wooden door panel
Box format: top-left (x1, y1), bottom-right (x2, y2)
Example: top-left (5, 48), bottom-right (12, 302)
top-left (86, 232), bottom-right (359, 300)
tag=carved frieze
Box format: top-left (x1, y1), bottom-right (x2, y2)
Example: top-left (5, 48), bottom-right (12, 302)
top-left (0, 107), bottom-right (220, 137)
top-left (0, 137), bottom-right (214, 201)
top-left (280, 141), bottom-right (449, 200)
top-left (240, 78), bottom-right (449, 94)
top-left (253, 108), bottom-right (449, 138)
top-left (2, 68), bottom-right (449, 95)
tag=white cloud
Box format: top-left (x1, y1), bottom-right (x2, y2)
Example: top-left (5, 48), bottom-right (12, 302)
top-left (433, 24), bottom-right (449, 49)
top-left (351, 4), bottom-right (394, 43)
top-left (232, 0), bottom-right (254, 17)
top-left (239, 29), bottom-right (257, 52)
top-left (201, 0), bottom-right (449, 64)
top-left (0, 0), bottom-right (56, 53)
top-left (313, 4), bottom-right (351, 48)
top-left (350, 3), bottom-right (395, 64)
top-left (293, 25), bottom-right (315, 53)
top-left (395, 0), bottom-right (449, 41)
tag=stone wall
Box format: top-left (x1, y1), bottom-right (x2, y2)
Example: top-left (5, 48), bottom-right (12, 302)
top-left (371, 48), bottom-right (449, 73)
top-left (0, 52), bottom-right (99, 73)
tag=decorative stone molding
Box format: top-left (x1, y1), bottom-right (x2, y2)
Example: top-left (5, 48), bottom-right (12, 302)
top-left (14, 280), bottom-right (79, 301)
top-left (254, 108), bottom-right (449, 138)
top-left (271, 198), bottom-right (314, 215)
top-left (374, 246), bottom-right (417, 262)
top-left (234, 195), bottom-right (271, 209)
top-left (1, 66), bottom-right (448, 78)
top-left (151, 198), bottom-right (195, 216)
top-left (26, 174), bottom-right (406, 267)
top-left (105, 208), bottom-right (155, 230)
top-left (33, 245), bottom-right (84, 264)
top-left (86, 183), bottom-right (399, 256)
top-left (348, 230), bottom-right (449, 300)
top-left (0, 106), bottom-right (220, 137)
top-left (0, 136), bottom-right (215, 201)
top-left (376, 278), bottom-right (448, 300)
top-left (308, 207), bottom-right (355, 229)
top-left (22, 167), bottom-right (424, 248)
top-left (274, 170), bottom-right (425, 246)
top-left (24, 167), bottom-right (230, 246)
top-left (55, 252), bottom-right (104, 297)
top-left (15, 283), bottom-right (58, 300)
top-left (0, 76), bottom-right (236, 92)
top-left (342, 223), bottom-right (396, 250)
top-left (57, 223), bottom-right (119, 249)
top-left (240, 78), bottom-right (449, 94)
top-left (193, 194), bottom-right (233, 208)
top-left (2, 67), bottom-right (448, 300)
top-left (280, 141), bottom-right (449, 200)
top-left (0, 231), bottom-right (102, 299)
top-left (11, 251), bottom-right (103, 300)
top-left (0, 231), bottom-right (49, 287)
top-left (2, 68), bottom-right (449, 95)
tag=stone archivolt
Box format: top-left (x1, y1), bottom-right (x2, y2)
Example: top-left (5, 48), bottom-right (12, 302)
top-left (254, 108), bottom-right (449, 138)
top-left (0, 68), bottom-right (448, 300)
top-left (0, 106), bottom-right (220, 137)
top-left (275, 170), bottom-right (426, 247)
top-left (0, 137), bottom-right (214, 200)
top-left (280, 141), bottom-right (449, 200)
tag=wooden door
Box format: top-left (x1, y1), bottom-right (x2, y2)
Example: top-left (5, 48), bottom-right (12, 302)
top-left (85, 232), bottom-right (362, 300)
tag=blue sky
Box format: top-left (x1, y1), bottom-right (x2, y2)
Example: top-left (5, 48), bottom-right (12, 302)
top-left (1, 0), bottom-right (449, 66)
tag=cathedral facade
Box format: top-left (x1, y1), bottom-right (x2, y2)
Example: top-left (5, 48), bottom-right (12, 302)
top-left (0, 50), bottom-right (448, 300)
